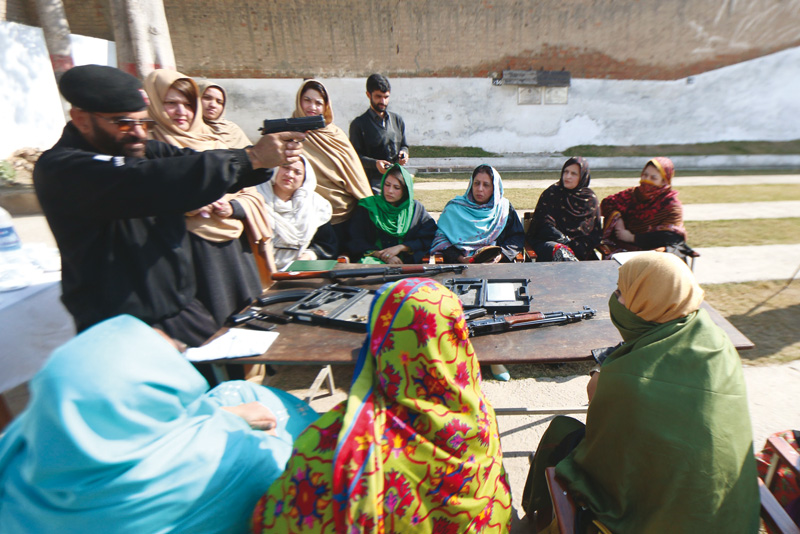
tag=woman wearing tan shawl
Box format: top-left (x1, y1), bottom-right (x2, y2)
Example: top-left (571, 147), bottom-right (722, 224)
top-left (197, 80), bottom-right (253, 149)
top-left (144, 69), bottom-right (273, 327)
top-left (293, 79), bottom-right (372, 250)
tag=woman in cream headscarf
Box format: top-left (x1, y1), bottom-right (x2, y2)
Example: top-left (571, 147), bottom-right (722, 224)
top-left (197, 80), bottom-right (253, 149)
top-left (145, 69), bottom-right (273, 326)
top-left (522, 252), bottom-right (759, 533)
top-left (293, 79), bottom-right (373, 250)
top-left (256, 156), bottom-right (337, 271)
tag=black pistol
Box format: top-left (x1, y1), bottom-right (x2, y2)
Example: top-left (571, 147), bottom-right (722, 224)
top-left (259, 115), bottom-right (326, 135)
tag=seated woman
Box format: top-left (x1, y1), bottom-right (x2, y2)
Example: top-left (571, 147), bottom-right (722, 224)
top-left (527, 157), bottom-right (601, 262)
top-left (198, 80), bottom-right (253, 149)
top-left (252, 278), bottom-right (512, 533)
top-left (145, 69), bottom-right (270, 326)
top-left (347, 164), bottom-right (437, 264)
top-left (0, 315), bottom-right (319, 533)
top-left (522, 252), bottom-right (759, 533)
top-left (600, 157), bottom-right (687, 257)
top-left (430, 164), bottom-right (525, 264)
top-left (292, 79), bottom-right (373, 250)
top-left (255, 156), bottom-right (337, 270)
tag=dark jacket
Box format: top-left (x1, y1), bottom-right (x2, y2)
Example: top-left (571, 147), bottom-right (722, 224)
top-left (33, 123), bottom-right (271, 331)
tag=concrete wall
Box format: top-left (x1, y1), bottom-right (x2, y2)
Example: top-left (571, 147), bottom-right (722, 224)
top-left (217, 44), bottom-right (800, 154)
top-left (6, 0), bottom-right (800, 80)
top-left (3, 19), bottom-right (799, 158)
top-left (1, 21), bottom-right (115, 159)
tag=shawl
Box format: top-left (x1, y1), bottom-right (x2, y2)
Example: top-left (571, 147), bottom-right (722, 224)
top-left (145, 69), bottom-right (271, 246)
top-left (430, 166), bottom-right (510, 256)
top-left (293, 79), bottom-right (372, 224)
top-left (252, 278), bottom-right (512, 533)
top-left (256, 156), bottom-right (333, 270)
top-left (531, 156), bottom-right (600, 241)
top-left (197, 80), bottom-right (253, 149)
top-left (555, 255), bottom-right (760, 534)
top-left (358, 164), bottom-right (416, 238)
top-left (0, 315), bottom-right (319, 534)
top-left (600, 157), bottom-right (686, 245)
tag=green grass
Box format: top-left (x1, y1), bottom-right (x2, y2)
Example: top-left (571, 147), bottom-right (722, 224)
top-left (414, 168), bottom-right (800, 181)
top-left (703, 281), bottom-right (800, 364)
top-left (564, 140), bottom-right (800, 157)
top-left (687, 218), bottom-right (800, 247)
top-left (411, 146), bottom-right (500, 158)
top-left (415, 184), bottom-right (800, 212)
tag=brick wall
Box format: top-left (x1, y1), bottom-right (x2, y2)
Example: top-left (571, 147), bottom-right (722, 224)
top-left (7, 0), bottom-right (800, 80)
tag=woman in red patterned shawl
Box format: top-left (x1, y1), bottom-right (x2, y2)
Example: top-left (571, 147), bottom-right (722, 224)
top-left (252, 278), bottom-right (512, 534)
top-left (600, 157), bottom-right (687, 255)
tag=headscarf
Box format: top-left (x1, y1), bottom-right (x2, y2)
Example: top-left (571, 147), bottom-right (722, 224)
top-left (293, 79), bottom-right (373, 224)
top-left (357, 163), bottom-right (416, 238)
top-left (617, 251), bottom-right (704, 323)
top-left (145, 69), bottom-right (272, 250)
top-left (0, 315), bottom-right (319, 534)
top-left (252, 279), bottom-right (512, 533)
top-left (555, 253), bottom-right (760, 534)
top-left (197, 80), bottom-right (253, 149)
top-left (144, 69), bottom-right (225, 151)
top-left (256, 155), bottom-right (332, 270)
top-left (531, 157), bottom-right (600, 240)
top-left (430, 165), bottom-right (510, 256)
top-left (600, 157), bottom-right (686, 244)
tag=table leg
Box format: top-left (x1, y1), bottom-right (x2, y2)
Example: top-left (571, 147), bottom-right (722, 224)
top-left (303, 365), bottom-right (336, 403)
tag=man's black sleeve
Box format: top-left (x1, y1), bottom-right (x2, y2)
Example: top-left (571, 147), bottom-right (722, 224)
top-left (349, 117), bottom-right (377, 171)
top-left (35, 141), bottom-right (272, 220)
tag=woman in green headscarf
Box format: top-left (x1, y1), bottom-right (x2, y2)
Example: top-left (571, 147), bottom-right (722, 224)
top-left (523, 251), bottom-right (760, 534)
top-left (346, 163), bottom-right (437, 264)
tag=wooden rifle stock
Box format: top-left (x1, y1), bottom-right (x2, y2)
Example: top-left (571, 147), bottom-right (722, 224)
top-left (503, 311), bottom-right (545, 326)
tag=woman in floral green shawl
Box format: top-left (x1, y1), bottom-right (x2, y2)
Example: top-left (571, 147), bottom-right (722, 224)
top-left (346, 164), bottom-right (437, 264)
top-left (524, 251), bottom-right (759, 533)
top-left (252, 278), bottom-right (512, 533)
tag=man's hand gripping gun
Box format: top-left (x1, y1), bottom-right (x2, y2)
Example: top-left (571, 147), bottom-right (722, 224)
top-left (465, 306), bottom-right (596, 337)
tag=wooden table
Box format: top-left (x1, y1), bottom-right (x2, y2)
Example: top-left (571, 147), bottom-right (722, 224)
top-left (217, 261), bottom-right (753, 367)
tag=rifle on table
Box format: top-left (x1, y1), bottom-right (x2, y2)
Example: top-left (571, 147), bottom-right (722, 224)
top-left (466, 306), bottom-right (596, 337)
top-left (271, 264), bottom-right (468, 282)
top-left (259, 115), bottom-right (326, 135)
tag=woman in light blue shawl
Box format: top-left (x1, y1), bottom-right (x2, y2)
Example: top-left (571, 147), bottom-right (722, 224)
top-left (0, 315), bottom-right (318, 534)
top-left (430, 164), bottom-right (525, 264)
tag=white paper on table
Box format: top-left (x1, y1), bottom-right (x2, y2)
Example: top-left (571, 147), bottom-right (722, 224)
top-left (609, 251), bottom-right (648, 265)
top-left (184, 329), bottom-right (279, 362)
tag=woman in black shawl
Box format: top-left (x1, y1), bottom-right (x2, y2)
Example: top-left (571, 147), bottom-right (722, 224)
top-left (527, 157), bottom-right (601, 261)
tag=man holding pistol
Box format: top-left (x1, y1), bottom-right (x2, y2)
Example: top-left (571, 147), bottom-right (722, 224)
top-left (34, 65), bottom-right (304, 346)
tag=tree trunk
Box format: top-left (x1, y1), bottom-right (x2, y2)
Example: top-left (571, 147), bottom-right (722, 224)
top-left (33, 0), bottom-right (74, 119)
top-left (108, 0), bottom-right (176, 79)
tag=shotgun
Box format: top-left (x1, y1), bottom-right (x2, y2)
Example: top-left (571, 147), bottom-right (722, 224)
top-left (271, 264), bottom-right (468, 282)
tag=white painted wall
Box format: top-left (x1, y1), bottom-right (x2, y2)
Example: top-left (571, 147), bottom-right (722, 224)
top-left (3, 19), bottom-right (798, 159)
top-left (1, 21), bottom-right (115, 159)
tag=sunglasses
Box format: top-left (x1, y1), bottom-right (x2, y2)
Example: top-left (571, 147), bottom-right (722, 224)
top-left (93, 114), bottom-right (155, 132)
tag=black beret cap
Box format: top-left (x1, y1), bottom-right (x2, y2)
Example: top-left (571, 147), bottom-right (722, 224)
top-left (59, 65), bottom-right (147, 113)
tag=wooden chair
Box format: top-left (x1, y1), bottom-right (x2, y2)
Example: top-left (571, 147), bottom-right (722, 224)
top-left (759, 434), bottom-right (800, 534)
top-left (544, 466), bottom-right (578, 533)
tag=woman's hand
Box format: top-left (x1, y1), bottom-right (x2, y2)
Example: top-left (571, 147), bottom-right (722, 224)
top-left (613, 219), bottom-right (635, 243)
top-left (457, 255), bottom-right (471, 264)
top-left (374, 244), bottom-right (409, 263)
top-left (297, 251), bottom-right (316, 261)
top-left (221, 402), bottom-right (278, 434)
top-left (186, 204), bottom-right (214, 219)
top-left (210, 200), bottom-right (233, 219)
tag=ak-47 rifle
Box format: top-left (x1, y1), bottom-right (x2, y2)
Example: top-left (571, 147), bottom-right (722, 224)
top-left (466, 306), bottom-right (596, 337)
top-left (271, 264), bottom-right (468, 282)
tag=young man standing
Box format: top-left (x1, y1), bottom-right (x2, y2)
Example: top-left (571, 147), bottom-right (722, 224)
top-left (349, 74), bottom-right (409, 193)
